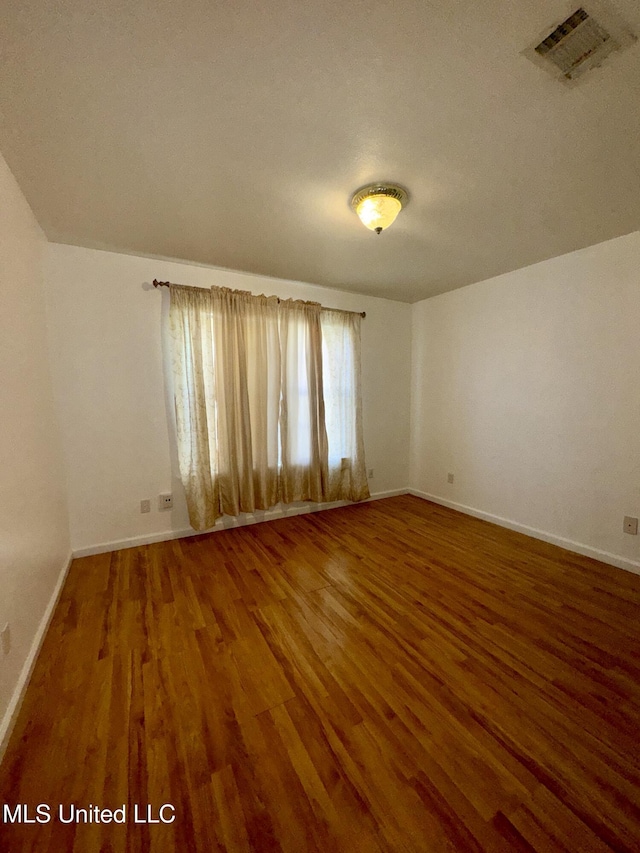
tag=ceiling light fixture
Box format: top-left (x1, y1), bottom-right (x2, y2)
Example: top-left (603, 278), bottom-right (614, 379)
top-left (351, 183), bottom-right (408, 234)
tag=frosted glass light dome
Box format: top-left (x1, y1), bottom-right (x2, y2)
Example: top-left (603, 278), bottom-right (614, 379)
top-left (351, 184), bottom-right (408, 234)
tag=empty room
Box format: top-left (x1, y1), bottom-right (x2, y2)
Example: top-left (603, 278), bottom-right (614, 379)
top-left (1, 1), bottom-right (639, 851)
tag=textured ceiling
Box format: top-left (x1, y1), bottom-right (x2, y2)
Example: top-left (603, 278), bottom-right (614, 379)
top-left (1, 0), bottom-right (639, 302)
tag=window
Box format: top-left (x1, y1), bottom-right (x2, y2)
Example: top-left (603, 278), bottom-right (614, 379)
top-left (169, 284), bottom-right (369, 531)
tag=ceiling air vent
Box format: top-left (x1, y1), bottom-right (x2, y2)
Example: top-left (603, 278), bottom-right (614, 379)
top-left (525, 2), bottom-right (636, 82)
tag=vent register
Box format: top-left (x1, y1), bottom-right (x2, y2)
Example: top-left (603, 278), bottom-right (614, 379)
top-left (527, 4), bottom-right (636, 81)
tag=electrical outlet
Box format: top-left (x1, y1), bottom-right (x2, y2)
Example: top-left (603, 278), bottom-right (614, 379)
top-left (1, 623), bottom-right (10, 656)
top-left (140, 499), bottom-right (151, 514)
top-left (159, 492), bottom-right (173, 511)
top-left (623, 516), bottom-right (638, 535)
top-left (367, 468), bottom-right (374, 479)
top-left (447, 473), bottom-right (454, 484)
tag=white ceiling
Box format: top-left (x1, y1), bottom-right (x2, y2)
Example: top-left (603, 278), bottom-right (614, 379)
top-left (1, 0), bottom-right (639, 302)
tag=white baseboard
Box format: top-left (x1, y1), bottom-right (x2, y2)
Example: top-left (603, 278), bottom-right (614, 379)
top-left (369, 488), bottom-right (409, 501)
top-left (409, 489), bottom-right (640, 576)
top-left (72, 489), bottom-right (409, 558)
top-left (68, 485), bottom-right (640, 574)
top-left (0, 550), bottom-right (73, 764)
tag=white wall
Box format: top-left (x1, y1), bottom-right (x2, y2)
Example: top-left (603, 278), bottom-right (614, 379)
top-left (45, 245), bottom-right (412, 554)
top-left (410, 231), bottom-right (640, 572)
top-left (0, 153), bottom-right (70, 745)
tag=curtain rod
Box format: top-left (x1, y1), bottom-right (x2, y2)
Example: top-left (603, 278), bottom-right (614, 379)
top-left (152, 280), bottom-right (366, 318)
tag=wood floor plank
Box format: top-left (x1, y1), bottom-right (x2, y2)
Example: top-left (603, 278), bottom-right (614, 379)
top-left (2, 495), bottom-right (640, 851)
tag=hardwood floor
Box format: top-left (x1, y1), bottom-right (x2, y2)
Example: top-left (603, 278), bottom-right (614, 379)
top-left (2, 495), bottom-right (640, 852)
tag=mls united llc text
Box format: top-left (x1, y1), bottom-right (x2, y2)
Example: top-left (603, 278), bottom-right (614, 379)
top-left (3, 803), bottom-right (176, 824)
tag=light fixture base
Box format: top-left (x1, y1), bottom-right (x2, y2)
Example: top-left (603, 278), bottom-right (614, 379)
top-left (351, 183), bottom-right (408, 210)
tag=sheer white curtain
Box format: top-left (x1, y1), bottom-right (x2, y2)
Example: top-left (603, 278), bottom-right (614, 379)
top-left (169, 284), bottom-right (369, 531)
top-left (321, 309), bottom-right (369, 503)
top-left (279, 299), bottom-right (329, 504)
